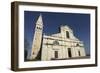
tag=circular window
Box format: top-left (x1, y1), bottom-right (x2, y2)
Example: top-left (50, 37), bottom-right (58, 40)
top-left (53, 40), bottom-right (59, 45)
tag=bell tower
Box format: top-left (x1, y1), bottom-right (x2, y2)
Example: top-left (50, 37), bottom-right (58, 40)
top-left (30, 14), bottom-right (43, 60)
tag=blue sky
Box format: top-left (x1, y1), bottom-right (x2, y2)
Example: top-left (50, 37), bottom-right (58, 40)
top-left (24, 11), bottom-right (90, 56)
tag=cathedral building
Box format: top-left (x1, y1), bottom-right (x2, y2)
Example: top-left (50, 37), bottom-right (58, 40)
top-left (30, 14), bottom-right (86, 61)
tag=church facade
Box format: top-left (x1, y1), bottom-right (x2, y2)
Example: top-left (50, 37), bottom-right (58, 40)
top-left (30, 14), bottom-right (86, 61)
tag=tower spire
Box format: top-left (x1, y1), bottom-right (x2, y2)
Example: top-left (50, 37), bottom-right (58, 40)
top-left (36, 14), bottom-right (43, 25)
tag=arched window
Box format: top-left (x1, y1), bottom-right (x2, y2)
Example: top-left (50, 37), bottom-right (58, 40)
top-left (76, 43), bottom-right (79, 46)
top-left (66, 31), bottom-right (70, 38)
top-left (53, 40), bottom-right (59, 45)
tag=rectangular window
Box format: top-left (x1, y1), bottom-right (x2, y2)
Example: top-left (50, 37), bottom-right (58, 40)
top-left (66, 31), bottom-right (70, 38)
top-left (68, 48), bottom-right (71, 57)
top-left (55, 51), bottom-right (58, 58)
top-left (78, 51), bottom-right (81, 56)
